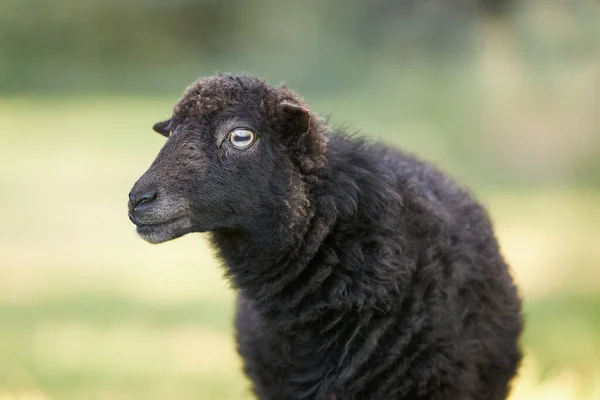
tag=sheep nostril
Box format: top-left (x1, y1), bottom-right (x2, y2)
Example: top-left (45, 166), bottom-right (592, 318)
top-left (130, 191), bottom-right (157, 211)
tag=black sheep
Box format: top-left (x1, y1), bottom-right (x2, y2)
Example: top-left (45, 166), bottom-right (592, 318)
top-left (128, 74), bottom-right (522, 400)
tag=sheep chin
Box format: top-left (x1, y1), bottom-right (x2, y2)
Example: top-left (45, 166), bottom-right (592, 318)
top-left (135, 216), bottom-right (192, 244)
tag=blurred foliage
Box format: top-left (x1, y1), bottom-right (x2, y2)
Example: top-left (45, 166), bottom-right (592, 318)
top-left (0, 0), bottom-right (596, 92)
top-left (0, 0), bottom-right (479, 94)
top-left (0, 0), bottom-right (598, 186)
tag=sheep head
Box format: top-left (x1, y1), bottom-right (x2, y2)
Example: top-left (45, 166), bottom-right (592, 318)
top-left (128, 74), bottom-right (327, 244)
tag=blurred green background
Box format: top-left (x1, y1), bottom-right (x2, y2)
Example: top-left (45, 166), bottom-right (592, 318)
top-left (1, 0), bottom-right (599, 399)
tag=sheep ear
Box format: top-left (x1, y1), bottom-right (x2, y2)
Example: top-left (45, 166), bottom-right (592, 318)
top-left (152, 118), bottom-right (172, 137)
top-left (280, 101), bottom-right (310, 135)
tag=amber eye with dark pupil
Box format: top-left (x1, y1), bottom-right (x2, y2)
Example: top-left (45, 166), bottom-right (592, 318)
top-left (228, 128), bottom-right (256, 149)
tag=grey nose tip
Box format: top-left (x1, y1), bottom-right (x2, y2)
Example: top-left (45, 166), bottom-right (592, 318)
top-left (129, 190), bottom-right (157, 211)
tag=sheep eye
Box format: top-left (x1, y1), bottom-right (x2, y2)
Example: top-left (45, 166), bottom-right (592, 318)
top-left (228, 128), bottom-right (256, 149)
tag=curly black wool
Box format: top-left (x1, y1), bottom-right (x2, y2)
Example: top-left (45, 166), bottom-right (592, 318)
top-left (129, 74), bottom-right (523, 400)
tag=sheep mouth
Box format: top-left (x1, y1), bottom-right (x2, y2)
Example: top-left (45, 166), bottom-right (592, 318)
top-left (130, 215), bottom-right (184, 228)
top-left (132, 216), bottom-right (192, 244)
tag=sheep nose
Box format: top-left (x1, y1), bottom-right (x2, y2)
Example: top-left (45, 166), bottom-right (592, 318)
top-left (128, 190), bottom-right (157, 212)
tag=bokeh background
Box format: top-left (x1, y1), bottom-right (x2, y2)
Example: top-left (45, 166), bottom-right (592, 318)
top-left (1, 0), bottom-right (599, 399)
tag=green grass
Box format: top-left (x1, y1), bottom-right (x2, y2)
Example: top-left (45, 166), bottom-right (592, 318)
top-left (524, 294), bottom-right (600, 379)
top-left (0, 295), bottom-right (235, 331)
top-left (1, 97), bottom-right (599, 399)
top-left (0, 292), bottom-right (598, 400)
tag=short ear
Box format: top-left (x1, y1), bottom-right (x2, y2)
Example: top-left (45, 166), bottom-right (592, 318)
top-left (152, 118), bottom-right (172, 137)
top-left (280, 101), bottom-right (310, 135)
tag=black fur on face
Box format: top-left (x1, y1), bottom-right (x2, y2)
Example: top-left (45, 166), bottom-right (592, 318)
top-left (128, 74), bottom-right (327, 244)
